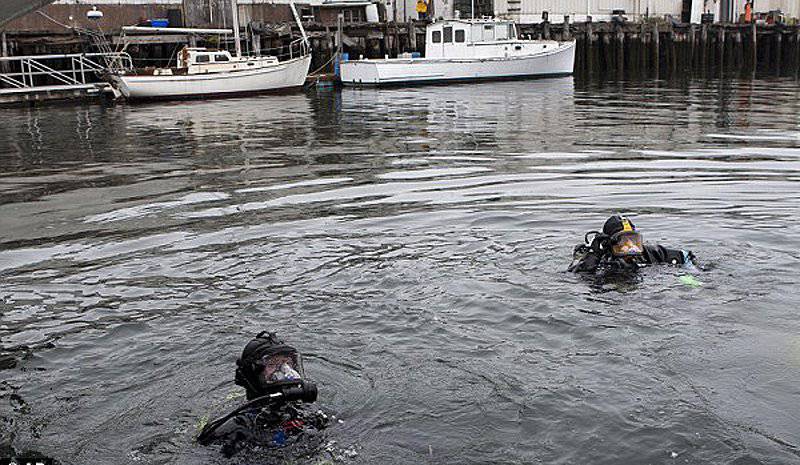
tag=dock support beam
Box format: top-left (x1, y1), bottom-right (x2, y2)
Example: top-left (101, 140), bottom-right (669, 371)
top-left (750, 23), bottom-right (758, 73)
top-left (651, 22), bottom-right (659, 77)
top-left (1, 31), bottom-right (8, 74)
top-left (774, 28), bottom-right (782, 76)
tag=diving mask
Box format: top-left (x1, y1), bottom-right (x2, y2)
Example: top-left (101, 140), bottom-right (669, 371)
top-left (610, 231), bottom-right (644, 257)
top-left (260, 351), bottom-right (305, 385)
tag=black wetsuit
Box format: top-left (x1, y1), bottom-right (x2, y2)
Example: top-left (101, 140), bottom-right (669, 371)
top-left (206, 402), bottom-right (329, 457)
top-left (569, 243), bottom-right (694, 274)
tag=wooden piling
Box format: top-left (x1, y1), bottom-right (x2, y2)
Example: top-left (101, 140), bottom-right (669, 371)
top-left (395, 24), bottom-right (401, 54)
top-left (252, 32), bottom-right (261, 56)
top-left (717, 26), bottom-right (725, 74)
top-left (616, 25), bottom-right (624, 76)
top-left (651, 22), bottom-right (660, 77)
top-left (668, 25), bottom-right (677, 75)
top-left (602, 31), bottom-right (612, 72)
top-left (774, 28), bottom-right (783, 75)
top-left (0, 31), bottom-right (8, 74)
top-left (585, 22), bottom-right (594, 75)
top-left (750, 23), bottom-right (758, 73)
top-left (382, 24), bottom-right (390, 57)
top-left (408, 20), bottom-right (417, 52)
top-left (325, 26), bottom-right (333, 52)
top-left (795, 30), bottom-right (800, 79)
top-left (639, 23), bottom-right (648, 75)
top-left (543, 20), bottom-right (550, 40)
top-left (700, 23), bottom-right (708, 73)
top-left (733, 29), bottom-right (744, 73)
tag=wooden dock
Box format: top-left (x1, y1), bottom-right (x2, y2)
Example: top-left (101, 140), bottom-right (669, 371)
top-left (2, 20), bottom-right (800, 104)
top-left (297, 20), bottom-right (800, 79)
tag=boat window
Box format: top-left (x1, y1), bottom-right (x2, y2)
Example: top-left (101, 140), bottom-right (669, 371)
top-left (482, 25), bottom-right (494, 41)
top-left (443, 26), bottom-right (453, 43)
top-left (471, 24), bottom-right (482, 41)
top-left (214, 54), bottom-right (230, 62)
top-left (508, 24), bottom-right (516, 39)
top-left (195, 54), bottom-right (210, 63)
top-left (432, 30), bottom-right (442, 43)
top-left (495, 24), bottom-right (508, 40)
top-left (455, 29), bottom-right (465, 43)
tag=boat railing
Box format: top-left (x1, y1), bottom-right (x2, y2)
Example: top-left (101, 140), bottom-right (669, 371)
top-left (0, 52), bottom-right (133, 91)
top-left (287, 37), bottom-right (310, 60)
top-left (246, 38), bottom-right (309, 62)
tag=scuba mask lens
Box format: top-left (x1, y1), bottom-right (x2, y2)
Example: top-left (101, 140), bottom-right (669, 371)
top-left (611, 231), bottom-right (644, 257)
top-left (261, 351), bottom-right (304, 385)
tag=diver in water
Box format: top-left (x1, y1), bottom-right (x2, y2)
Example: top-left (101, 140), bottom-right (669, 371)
top-left (197, 331), bottom-right (329, 457)
top-left (569, 214), bottom-right (697, 274)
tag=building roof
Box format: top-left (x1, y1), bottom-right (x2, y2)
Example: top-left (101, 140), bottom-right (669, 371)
top-left (0, 0), bottom-right (57, 27)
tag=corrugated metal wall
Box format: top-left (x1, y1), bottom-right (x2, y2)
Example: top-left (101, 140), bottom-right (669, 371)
top-left (759, 0), bottom-right (800, 17)
top-left (512, 0), bottom-right (684, 21)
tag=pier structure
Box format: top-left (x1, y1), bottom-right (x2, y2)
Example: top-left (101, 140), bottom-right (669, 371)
top-left (0, 51), bottom-right (131, 104)
top-left (298, 20), bottom-right (800, 79)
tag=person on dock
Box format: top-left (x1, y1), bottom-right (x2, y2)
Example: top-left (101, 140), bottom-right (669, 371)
top-left (197, 331), bottom-right (329, 458)
top-left (568, 214), bottom-right (697, 274)
top-left (416, 0), bottom-right (428, 20)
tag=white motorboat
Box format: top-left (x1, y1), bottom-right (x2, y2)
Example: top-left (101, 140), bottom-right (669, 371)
top-left (109, 0), bottom-right (311, 100)
top-left (340, 18), bottom-right (575, 86)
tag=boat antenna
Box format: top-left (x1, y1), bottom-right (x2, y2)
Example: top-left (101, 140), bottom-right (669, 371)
top-left (231, 0), bottom-right (242, 57)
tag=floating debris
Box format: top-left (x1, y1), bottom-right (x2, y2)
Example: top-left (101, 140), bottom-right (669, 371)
top-left (678, 275), bottom-right (702, 288)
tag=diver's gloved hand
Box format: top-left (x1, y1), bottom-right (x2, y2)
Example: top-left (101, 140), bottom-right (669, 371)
top-left (682, 250), bottom-right (702, 271)
top-left (573, 244), bottom-right (590, 259)
top-left (569, 244), bottom-right (600, 273)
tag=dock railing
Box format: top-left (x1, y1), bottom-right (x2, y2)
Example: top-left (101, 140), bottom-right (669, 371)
top-left (0, 52), bottom-right (132, 93)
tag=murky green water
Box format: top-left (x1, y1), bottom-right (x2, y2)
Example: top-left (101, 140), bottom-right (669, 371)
top-left (2, 77), bottom-right (800, 464)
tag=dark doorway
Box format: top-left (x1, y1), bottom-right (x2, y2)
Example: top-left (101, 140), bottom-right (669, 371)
top-left (681, 0), bottom-right (692, 23)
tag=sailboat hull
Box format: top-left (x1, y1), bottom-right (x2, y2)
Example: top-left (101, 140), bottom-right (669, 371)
top-left (112, 55), bottom-right (311, 100)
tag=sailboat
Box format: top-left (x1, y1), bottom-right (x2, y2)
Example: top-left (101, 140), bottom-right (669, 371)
top-left (109, 0), bottom-right (311, 100)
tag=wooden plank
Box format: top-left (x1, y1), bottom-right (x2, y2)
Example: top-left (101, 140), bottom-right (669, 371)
top-left (112, 35), bottom-right (189, 45)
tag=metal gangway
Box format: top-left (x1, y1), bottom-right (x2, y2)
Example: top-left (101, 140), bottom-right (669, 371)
top-left (0, 52), bottom-right (132, 97)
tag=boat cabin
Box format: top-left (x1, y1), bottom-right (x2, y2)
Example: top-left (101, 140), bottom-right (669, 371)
top-left (174, 48), bottom-right (278, 75)
top-left (425, 19), bottom-right (556, 59)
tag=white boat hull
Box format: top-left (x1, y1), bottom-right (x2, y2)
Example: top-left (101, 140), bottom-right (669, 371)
top-left (340, 41), bottom-right (575, 86)
top-left (111, 55), bottom-right (311, 99)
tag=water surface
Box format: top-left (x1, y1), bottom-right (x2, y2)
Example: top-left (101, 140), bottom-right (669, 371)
top-left (1, 77), bottom-right (800, 464)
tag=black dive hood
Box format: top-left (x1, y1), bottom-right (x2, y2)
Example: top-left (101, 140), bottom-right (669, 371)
top-left (583, 215), bottom-right (641, 257)
top-left (235, 331), bottom-right (317, 401)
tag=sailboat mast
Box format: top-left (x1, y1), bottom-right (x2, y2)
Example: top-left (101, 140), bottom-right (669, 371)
top-left (471, 0), bottom-right (475, 19)
top-left (231, 0), bottom-right (242, 57)
top-left (289, 0), bottom-right (310, 50)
